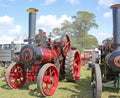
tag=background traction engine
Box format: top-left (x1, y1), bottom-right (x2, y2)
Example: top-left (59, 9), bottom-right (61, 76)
top-left (91, 4), bottom-right (120, 98)
top-left (5, 8), bottom-right (81, 96)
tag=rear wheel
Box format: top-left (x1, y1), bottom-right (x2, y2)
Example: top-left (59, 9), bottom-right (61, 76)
top-left (60, 34), bottom-right (71, 57)
top-left (5, 62), bottom-right (26, 89)
top-left (37, 63), bottom-right (59, 96)
top-left (65, 49), bottom-right (80, 82)
top-left (91, 64), bottom-right (102, 98)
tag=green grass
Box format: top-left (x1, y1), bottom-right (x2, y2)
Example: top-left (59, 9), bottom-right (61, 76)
top-left (0, 66), bottom-right (120, 98)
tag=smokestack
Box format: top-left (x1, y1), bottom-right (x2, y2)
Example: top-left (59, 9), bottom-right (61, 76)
top-left (110, 4), bottom-right (120, 50)
top-left (26, 8), bottom-right (38, 44)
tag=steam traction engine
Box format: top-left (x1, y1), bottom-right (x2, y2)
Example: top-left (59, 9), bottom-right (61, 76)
top-left (91, 4), bottom-right (120, 98)
top-left (5, 8), bottom-right (81, 96)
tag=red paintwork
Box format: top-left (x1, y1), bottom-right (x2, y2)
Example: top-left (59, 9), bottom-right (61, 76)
top-left (5, 6), bottom-right (80, 97)
top-left (39, 48), bottom-right (58, 62)
top-left (26, 65), bottom-right (39, 82)
top-left (7, 63), bottom-right (26, 88)
top-left (61, 35), bottom-right (71, 57)
top-left (41, 65), bottom-right (58, 96)
top-left (6, 34), bottom-right (80, 97)
top-left (73, 51), bottom-right (81, 80)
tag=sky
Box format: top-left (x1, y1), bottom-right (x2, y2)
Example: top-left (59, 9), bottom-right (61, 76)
top-left (0, 0), bottom-right (120, 44)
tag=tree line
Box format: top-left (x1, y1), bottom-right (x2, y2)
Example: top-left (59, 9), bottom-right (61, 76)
top-left (51, 11), bottom-right (98, 51)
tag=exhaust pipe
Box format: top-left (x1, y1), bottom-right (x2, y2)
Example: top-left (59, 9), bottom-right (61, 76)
top-left (26, 8), bottom-right (38, 44)
top-left (110, 4), bottom-right (120, 50)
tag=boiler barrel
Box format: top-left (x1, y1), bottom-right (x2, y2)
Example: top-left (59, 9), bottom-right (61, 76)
top-left (34, 47), bottom-right (58, 63)
top-left (20, 44), bottom-right (57, 65)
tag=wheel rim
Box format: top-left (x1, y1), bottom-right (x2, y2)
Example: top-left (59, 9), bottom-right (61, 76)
top-left (61, 35), bottom-right (71, 57)
top-left (91, 64), bottom-right (102, 98)
top-left (37, 63), bottom-right (59, 96)
top-left (43, 67), bottom-right (58, 95)
top-left (6, 62), bottom-right (26, 89)
top-left (73, 51), bottom-right (80, 80)
top-left (92, 68), bottom-right (96, 97)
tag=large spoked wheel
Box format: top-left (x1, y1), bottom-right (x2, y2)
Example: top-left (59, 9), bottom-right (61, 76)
top-left (65, 49), bottom-right (80, 82)
top-left (91, 64), bottom-right (102, 98)
top-left (60, 34), bottom-right (71, 57)
top-left (37, 63), bottom-right (59, 96)
top-left (5, 62), bottom-right (26, 89)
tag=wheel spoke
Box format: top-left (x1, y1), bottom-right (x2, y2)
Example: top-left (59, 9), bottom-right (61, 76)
top-left (73, 53), bottom-right (80, 79)
top-left (49, 69), bottom-right (54, 76)
top-left (64, 42), bottom-right (70, 48)
top-left (43, 83), bottom-right (49, 91)
top-left (9, 72), bottom-right (16, 77)
top-left (61, 35), bottom-right (71, 57)
top-left (74, 57), bottom-right (79, 63)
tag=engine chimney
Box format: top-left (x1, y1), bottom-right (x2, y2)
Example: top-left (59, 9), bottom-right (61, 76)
top-left (26, 8), bottom-right (38, 44)
top-left (107, 4), bottom-right (120, 72)
top-left (110, 4), bottom-right (120, 50)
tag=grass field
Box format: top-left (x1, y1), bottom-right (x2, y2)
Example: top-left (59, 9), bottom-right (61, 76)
top-left (0, 66), bottom-right (120, 98)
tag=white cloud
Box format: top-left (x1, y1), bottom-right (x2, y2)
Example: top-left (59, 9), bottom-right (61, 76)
top-left (99, 0), bottom-right (113, 7)
top-left (0, 35), bottom-right (13, 44)
top-left (0, 24), bottom-right (23, 44)
top-left (103, 11), bottom-right (112, 18)
top-left (0, 15), bottom-right (24, 43)
top-left (90, 32), bottom-right (112, 44)
top-left (45, 0), bottom-right (56, 5)
top-left (8, 25), bottom-right (22, 34)
top-left (0, 35), bottom-right (26, 44)
top-left (0, 16), bottom-right (14, 27)
top-left (99, 32), bottom-right (112, 44)
top-left (98, 32), bottom-right (112, 38)
top-left (98, 0), bottom-right (117, 7)
top-left (67, 0), bottom-right (80, 5)
top-left (37, 14), bottom-right (72, 31)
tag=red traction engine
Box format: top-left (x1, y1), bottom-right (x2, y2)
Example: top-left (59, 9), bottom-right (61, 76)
top-left (5, 8), bottom-right (81, 96)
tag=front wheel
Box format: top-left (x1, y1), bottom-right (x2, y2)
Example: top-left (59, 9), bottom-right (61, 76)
top-left (5, 62), bottom-right (26, 89)
top-left (37, 63), bottom-right (59, 96)
top-left (91, 64), bottom-right (102, 98)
